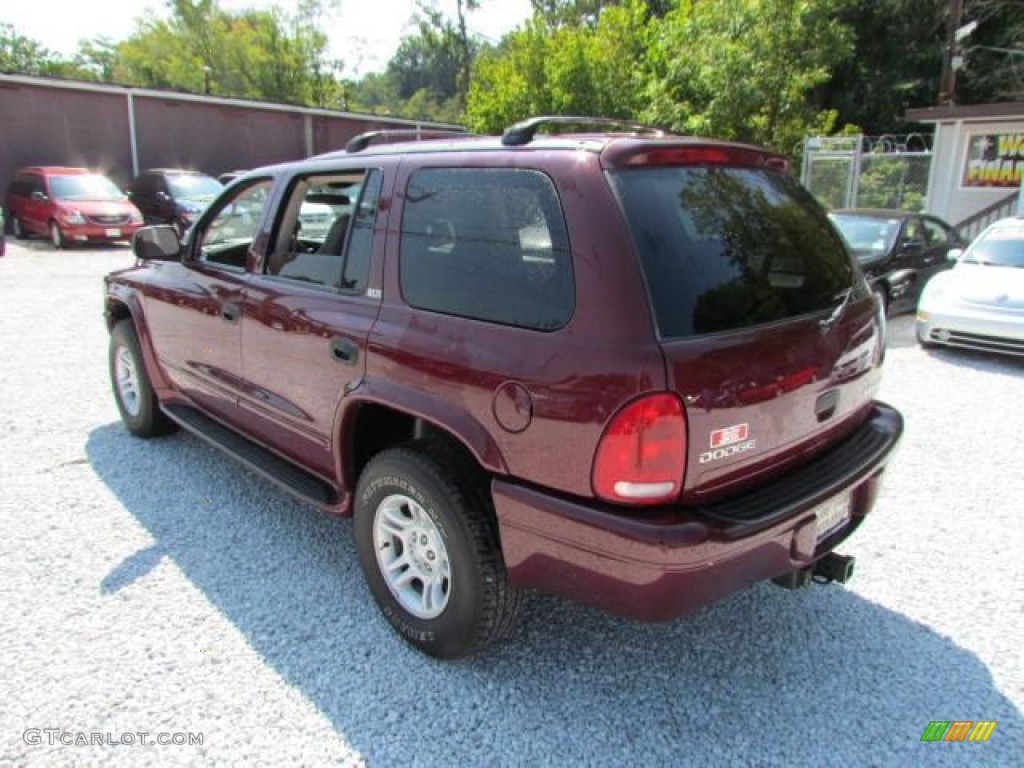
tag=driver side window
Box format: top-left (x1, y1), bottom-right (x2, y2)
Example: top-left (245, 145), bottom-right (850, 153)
top-left (196, 180), bottom-right (272, 268)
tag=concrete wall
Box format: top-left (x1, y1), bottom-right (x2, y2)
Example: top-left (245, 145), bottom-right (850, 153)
top-left (0, 74), bottom-right (459, 194)
top-left (927, 116), bottom-right (1024, 225)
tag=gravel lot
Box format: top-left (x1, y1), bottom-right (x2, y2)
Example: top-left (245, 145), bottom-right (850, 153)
top-left (1, 240), bottom-right (1021, 767)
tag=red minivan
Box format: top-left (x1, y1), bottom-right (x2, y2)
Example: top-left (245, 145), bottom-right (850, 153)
top-left (5, 167), bottom-right (144, 248)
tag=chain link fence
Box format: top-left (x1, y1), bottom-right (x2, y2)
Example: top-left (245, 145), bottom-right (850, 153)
top-left (801, 134), bottom-right (933, 212)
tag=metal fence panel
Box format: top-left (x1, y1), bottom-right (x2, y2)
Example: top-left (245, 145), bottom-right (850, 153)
top-left (802, 134), bottom-right (933, 213)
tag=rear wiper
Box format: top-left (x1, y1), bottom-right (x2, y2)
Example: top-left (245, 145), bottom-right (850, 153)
top-left (819, 287), bottom-right (854, 333)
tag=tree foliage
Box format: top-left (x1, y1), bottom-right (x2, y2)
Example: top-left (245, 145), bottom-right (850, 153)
top-left (467, 2), bottom-right (651, 133)
top-left (468, 0), bottom-right (852, 153)
top-left (2, 0), bottom-right (1023, 139)
top-left (110, 0), bottom-right (342, 107)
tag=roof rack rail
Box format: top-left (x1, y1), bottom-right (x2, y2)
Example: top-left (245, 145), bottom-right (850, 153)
top-left (345, 128), bottom-right (471, 153)
top-left (501, 116), bottom-right (670, 147)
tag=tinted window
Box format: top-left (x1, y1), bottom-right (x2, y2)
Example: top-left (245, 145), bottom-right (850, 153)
top-left (922, 218), bottom-right (954, 247)
top-left (265, 171), bottom-right (376, 291)
top-left (400, 169), bottom-right (573, 331)
top-left (610, 167), bottom-right (854, 338)
top-left (196, 179), bottom-right (271, 268)
top-left (167, 174), bottom-right (223, 199)
top-left (341, 171), bottom-right (381, 291)
top-left (902, 218), bottom-right (924, 246)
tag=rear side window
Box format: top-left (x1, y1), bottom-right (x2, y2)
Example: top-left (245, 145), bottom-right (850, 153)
top-left (610, 167), bottom-right (854, 338)
top-left (399, 169), bottom-right (573, 331)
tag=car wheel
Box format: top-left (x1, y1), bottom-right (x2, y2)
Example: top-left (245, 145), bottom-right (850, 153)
top-left (872, 285), bottom-right (889, 317)
top-left (354, 443), bottom-right (523, 658)
top-left (13, 217), bottom-right (27, 239)
top-left (49, 220), bottom-right (67, 249)
top-left (109, 319), bottom-right (177, 438)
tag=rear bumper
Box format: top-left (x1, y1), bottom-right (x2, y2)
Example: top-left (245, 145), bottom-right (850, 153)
top-left (494, 402), bottom-right (903, 621)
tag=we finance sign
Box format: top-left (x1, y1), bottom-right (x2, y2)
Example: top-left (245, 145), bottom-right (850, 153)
top-left (962, 131), bottom-right (1024, 188)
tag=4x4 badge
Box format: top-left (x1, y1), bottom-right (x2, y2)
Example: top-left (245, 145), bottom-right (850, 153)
top-left (710, 423), bottom-right (749, 448)
top-left (700, 424), bottom-right (756, 464)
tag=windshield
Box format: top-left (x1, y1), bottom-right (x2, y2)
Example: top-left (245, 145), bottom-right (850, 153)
top-left (48, 174), bottom-right (124, 201)
top-left (964, 226), bottom-right (1024, 267)
top-left (610, 167), bottom-right (855, 338)
top-left (829, 214), bottom-right (901, 258)
top-left (167, 175), bottom-right (223, 198)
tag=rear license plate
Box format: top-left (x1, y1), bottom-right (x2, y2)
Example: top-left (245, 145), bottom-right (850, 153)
top-left (105, 228), bottom-right (121, 237)
top-left (814, 493), bottom-right (852, 543)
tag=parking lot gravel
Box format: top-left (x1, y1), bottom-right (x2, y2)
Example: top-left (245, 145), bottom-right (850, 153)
top-left (1, 241), bottom-right (1021, 767)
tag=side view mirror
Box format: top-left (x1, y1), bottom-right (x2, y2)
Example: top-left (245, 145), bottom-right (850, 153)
top-left (31, 191), bottom-right (48, 203)
top-left (946, 248), bottom-right (964, 263)
top-left (133, 225), bottom-right (181, 261)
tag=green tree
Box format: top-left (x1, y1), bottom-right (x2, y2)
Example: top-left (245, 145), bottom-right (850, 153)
top-left (112, 0), bottom-right (342, 107)
top-left (466, 1), bottom-right (651, 132)
top-left (959, 0), bottom-right (1024, 103)
top-left (644, 0), bottom-right (853, 153)
top-left (0, 22), bottom-right (72, 76)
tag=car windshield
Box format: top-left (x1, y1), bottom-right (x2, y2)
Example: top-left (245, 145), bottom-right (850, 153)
top-left (49, 174), bottom-right (124, 201)
top-left (964, 227), bottom-right (1024, 267)
top-left (610, 166), bottom-right (855, 338)
top-left (167, 175), bottom-right (223, 198)
top-left (829, 214), bottom-right (901, 258)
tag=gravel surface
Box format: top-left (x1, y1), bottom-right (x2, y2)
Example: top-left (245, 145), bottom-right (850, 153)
top-left (1, 241), bottom-right (1021, 767)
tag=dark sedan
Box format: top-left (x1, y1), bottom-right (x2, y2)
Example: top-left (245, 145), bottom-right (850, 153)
top-left (829, 209), bottom-right (964, 315)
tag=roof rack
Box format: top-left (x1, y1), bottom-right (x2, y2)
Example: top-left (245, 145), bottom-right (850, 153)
top-left (345, 128), bottom-right (471, 153)
top-left (501, 116), bottom-right (670, 147)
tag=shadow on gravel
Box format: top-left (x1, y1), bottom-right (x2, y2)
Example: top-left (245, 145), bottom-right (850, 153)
top-left (86, 422), bottom-right (1022, 767)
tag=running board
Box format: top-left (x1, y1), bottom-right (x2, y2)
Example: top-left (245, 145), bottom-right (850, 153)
top-left (161, 403), bottom-right (338, 505)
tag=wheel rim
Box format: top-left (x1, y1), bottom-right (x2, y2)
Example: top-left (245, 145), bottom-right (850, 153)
top-left (50, 223), bottom-right (61, 247)
top-left (114, 345), bottom-right (141, 417)
top-left (372, 493), bottom-right (451, 620)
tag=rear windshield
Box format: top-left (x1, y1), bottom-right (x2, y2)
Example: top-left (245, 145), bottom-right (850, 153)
top-left (610, 167), bottom-right (854, 338)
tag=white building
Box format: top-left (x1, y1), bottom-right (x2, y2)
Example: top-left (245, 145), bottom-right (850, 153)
top-left (907, 102), bottom-right (1024, 237)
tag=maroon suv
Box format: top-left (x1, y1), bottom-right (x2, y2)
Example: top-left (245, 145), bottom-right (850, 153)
top-left (104, 117), bottom-right (902, 658)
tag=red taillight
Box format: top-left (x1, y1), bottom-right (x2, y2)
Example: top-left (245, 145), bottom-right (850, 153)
top-left (592, 393), bottom-right (687, 506)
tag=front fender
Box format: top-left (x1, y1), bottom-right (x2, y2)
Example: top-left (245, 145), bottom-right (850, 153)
top-left (104, 284), bottom-right (172, 394)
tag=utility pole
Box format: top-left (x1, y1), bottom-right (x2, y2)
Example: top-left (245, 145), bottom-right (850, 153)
top-left (938, 0), bottom-right (964, 105)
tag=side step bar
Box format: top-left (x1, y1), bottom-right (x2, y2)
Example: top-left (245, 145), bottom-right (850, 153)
top-left (162, 403), bottom-right (338, 505)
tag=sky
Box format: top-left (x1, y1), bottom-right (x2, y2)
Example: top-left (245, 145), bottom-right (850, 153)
top-left (1, 0), bottom-right (534, 77)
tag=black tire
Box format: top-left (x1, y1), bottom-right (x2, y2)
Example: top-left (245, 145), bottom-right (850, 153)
top-left (12, 217), bottom-right (27, 240)
top-left (108, 319), bottom-right (177, 438)
top-left (354, 443), bottom-right (523, 658)
top-left (49, 220), bottom-right (67, 249)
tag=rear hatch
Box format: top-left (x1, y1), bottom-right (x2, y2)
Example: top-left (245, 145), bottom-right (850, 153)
top-left (605, 142), bottom-right (885, 503)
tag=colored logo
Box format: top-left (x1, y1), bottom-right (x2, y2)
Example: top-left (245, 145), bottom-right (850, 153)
top-left (709, 423), bottom-right (749, 448)
top-left (920, 721), bottom-right (997, 742)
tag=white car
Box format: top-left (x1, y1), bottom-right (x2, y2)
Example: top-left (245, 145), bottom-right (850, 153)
top-left (916, 216), bottom-right (1024, 356)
